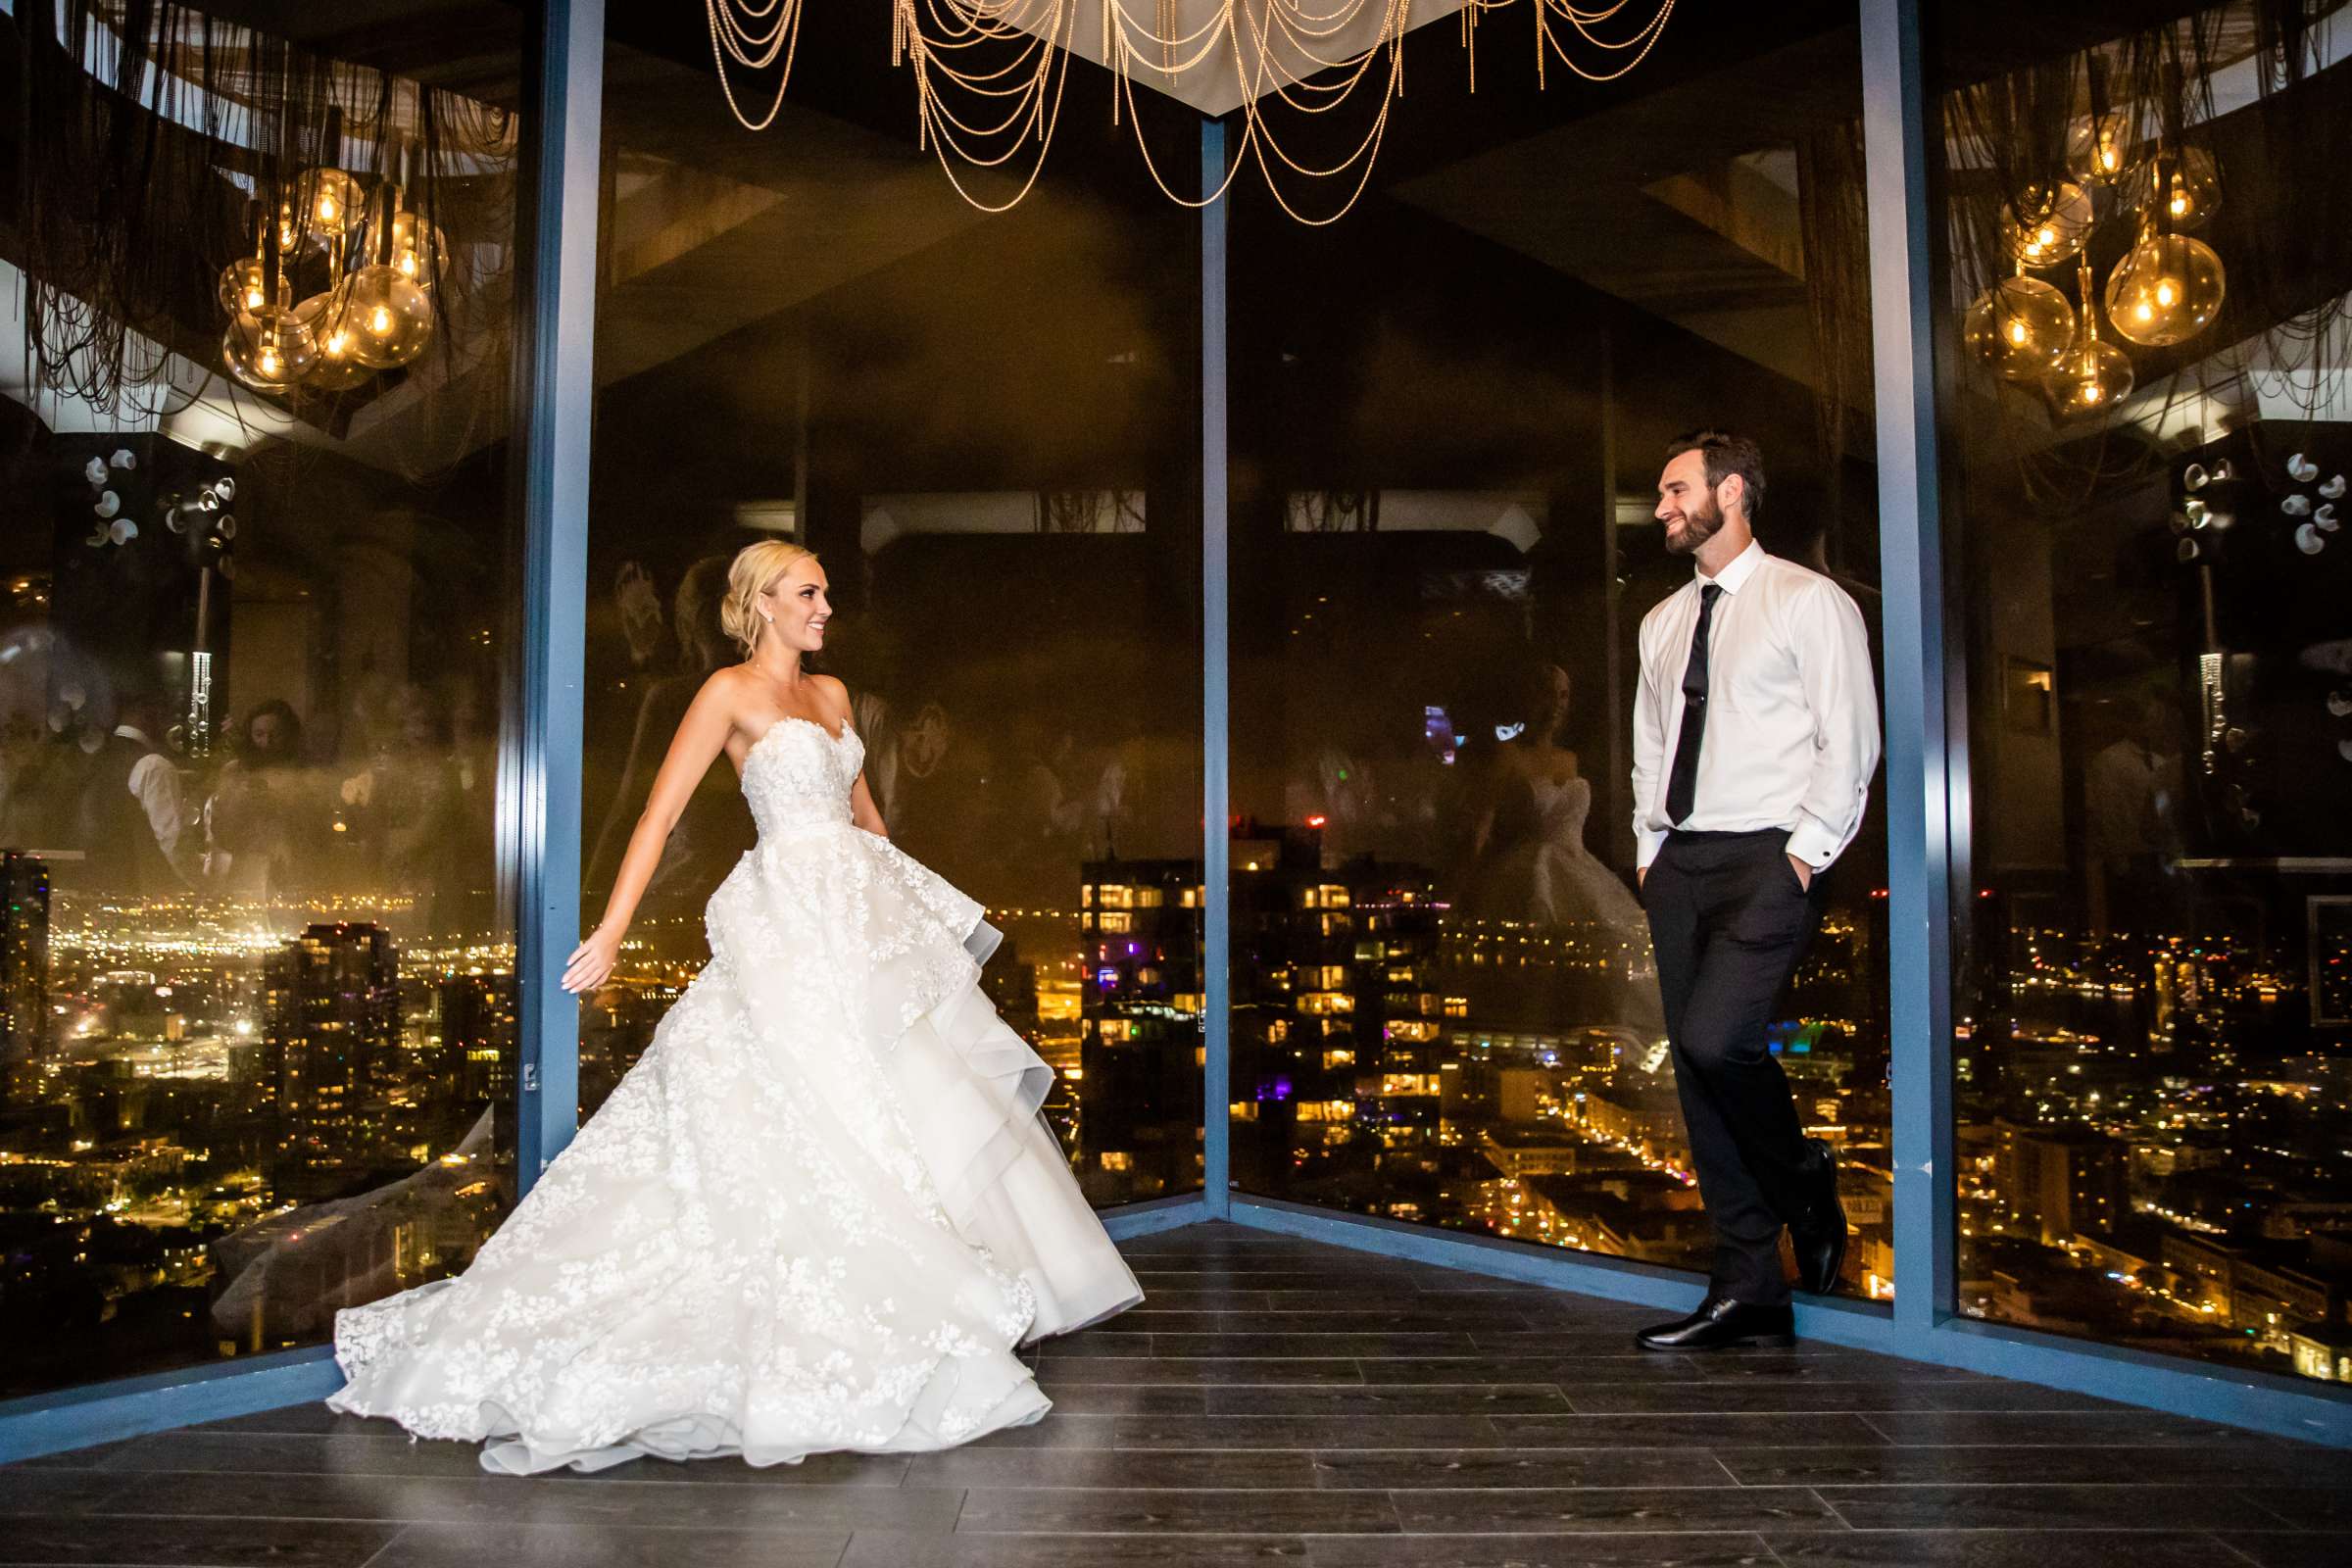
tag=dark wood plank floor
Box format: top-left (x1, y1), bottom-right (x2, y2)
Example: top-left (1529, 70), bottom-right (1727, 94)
top-left (6, 1221), bottom-right (2348, 1567)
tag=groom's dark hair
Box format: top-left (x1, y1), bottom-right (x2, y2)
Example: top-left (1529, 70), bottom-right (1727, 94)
top-left (1664, 430), bottom-right (1766, 523)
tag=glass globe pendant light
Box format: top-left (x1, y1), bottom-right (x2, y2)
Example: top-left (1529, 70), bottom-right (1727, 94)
top-left (389, 209), bottom-right (451, 289)
top-left (1965, 267), bottom-right (2077, 382)
top-left (293, 167), bottom-right (367, 250)
top-left (2144, 144), bottom-right (2222, 231)
top-left (2104, 226), bottom-right (2227, 348)
top-left (341, 184), bottom-right (435, 369)
top-left (2066, 107), bottom-right (2142, 191)
top-left (341, 265), bottom-right (434, 368)
top-left (2002, 180), bottom-right (2097, 269)
top-left (294, 237), bottom-right (373, 392)
top-left (2049, 255), bottom-right (2133, 419)
top-left (221, 274), bottom-right (318, 393)
top-left (217, 256), bottom-right (270, 317)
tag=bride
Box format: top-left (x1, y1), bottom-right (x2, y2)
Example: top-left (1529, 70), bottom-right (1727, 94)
top-left (325, 541), bottom-right (1142, 1473)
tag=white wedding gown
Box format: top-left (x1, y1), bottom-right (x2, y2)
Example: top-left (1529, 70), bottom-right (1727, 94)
top-left (325, 715), bottom-right (1142, 1473)
top-left (1467, 775), bottom-right (1665, 1035)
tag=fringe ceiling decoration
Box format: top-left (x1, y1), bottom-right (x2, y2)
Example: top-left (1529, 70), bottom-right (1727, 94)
top-left (709, 0), bottom-right (1681, 224)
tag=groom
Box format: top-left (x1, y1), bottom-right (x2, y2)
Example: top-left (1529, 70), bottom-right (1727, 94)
top-left (1630, 431), bottom-right (1881, 1350)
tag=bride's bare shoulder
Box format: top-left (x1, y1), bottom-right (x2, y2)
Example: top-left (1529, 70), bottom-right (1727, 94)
top-left (683, 665), bottom-right (756, 728)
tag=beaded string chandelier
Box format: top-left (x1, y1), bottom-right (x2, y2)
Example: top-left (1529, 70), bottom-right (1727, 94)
top-left (706, 0), bottom-right (1680, 223)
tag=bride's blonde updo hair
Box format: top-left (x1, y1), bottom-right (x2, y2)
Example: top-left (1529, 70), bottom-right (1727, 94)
top-left (719, 540), bottom-right (818, 657)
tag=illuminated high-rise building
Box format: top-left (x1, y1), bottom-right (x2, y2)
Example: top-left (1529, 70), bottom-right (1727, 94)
top-left (1, 851), bottom-right (51, 1111)
top-left (1076, 857), bottom-right (1203, 1202)
top-left (262, 923), bottom-right (400, 1169)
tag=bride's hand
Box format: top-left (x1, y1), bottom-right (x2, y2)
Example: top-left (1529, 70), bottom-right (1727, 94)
top-left (563, 926), bottom-right (622, 995)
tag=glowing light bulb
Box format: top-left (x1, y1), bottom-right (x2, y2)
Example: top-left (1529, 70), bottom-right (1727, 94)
top-left (2104, 235), bottom-right (2226, 348)
top-left (258, 347), bottom-right (280, 376)
top-left (318, 196), bottom-right (339, 222)
top-left (2002, 182), bottom-right (2095, 268)
top-left (245, 284), bottom-right (266, 311)
top-left (1964, 276), bottom-right (2075, 381)
top-left (336, 265), bottom-right (434, 368)
top-left (2081, 378), bottom-right (2103, 405)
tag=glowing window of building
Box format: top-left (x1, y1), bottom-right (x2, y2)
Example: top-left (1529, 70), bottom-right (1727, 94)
top-left (1319, 885), bottom-right (1351, 908)
top-left (1298, 991), bottom-right (1354, 1015)
top-left (1098, 911), bottom-right (1134, 934)
top-left (1296, 1099), bottom-right (1355, 1123)
top-left (1381, 1073), bottom-right (1441, 1096)
top-left (1081, 884), bottom-right (1095, 907)
top-left (1444, 996), bottom-right (1470, 1018)
top-left (1228, 1100), bottom-right (1258, 1121)
top-left (1099, 1018), bottom-right (1134, 1043)
top-left (1098, 885), bottom-right (1136, 909)
top-left (1099, 1151), bottom-right (1133, 1172)
top-left (1323, 1048), bottom-right (1355, 1069)
top-left (1137, 887), bottom-right (1164, 907)
top-left (1389, 1019), bottom-right (1441, 1044)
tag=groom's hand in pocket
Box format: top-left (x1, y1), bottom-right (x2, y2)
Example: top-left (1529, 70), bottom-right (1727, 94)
top-left (1788, 855), bottom-right (1813, 892)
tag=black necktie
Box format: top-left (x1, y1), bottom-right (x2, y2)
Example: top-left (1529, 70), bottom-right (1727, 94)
top-left (1664, 583), bottom-right (1722, 826)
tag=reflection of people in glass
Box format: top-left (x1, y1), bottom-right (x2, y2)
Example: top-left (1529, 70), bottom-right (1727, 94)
top-left (1630, 433), bottom-right (1880, 1351)
top-left (376, 684), bottom-right (468, 926)
top-left (2084, 690), bottom-right (2182, 936)
top-left (585, 556), bottom-right (756, 925)
top-left (327, 541), bottom-right (1140, 1472)
top-left (1461, 662), bottom-right (1661, 1029)
top-left (75, 688), bottom-right (198, 892)
top-left (0, 709), bottom-right (74, 851)
top-left (204, 699), bottom-right (320, 901)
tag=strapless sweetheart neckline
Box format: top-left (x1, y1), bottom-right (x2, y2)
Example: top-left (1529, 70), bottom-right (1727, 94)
top-left (746, 713), bottom-right (858, 769)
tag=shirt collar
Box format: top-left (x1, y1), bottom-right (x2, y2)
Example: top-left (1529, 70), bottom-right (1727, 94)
top-left (1697, 538), bottom-right (1766, 596)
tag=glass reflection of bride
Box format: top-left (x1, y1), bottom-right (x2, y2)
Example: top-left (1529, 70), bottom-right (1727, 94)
top-left (1461, 662), bottom-right (1662, 1032)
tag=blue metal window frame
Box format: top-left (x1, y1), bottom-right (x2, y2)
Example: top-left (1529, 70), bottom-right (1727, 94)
top-left (9, 0), bottom-right (2351, 1469)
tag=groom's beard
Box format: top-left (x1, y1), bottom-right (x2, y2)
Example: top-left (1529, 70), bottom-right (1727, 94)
top-left (1663, 494), bottom-right (1725, 556)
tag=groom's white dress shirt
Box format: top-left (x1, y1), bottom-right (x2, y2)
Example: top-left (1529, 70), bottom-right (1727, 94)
top-left (1631, 539), bottom-right (1881, 873)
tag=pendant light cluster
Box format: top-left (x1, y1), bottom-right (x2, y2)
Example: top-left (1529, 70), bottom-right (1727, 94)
top-left (1963, 113), bottom-right (2227, 420)
top-left (217, 129), bottom-right (448, 398)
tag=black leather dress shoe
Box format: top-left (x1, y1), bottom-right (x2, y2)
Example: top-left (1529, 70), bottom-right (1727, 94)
top-left (1789, 1137), bottom-right (1848, 1296)
top-left (1635, 1294), bottom-right (1796, 1351)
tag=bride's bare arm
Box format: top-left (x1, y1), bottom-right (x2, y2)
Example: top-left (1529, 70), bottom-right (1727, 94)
top-left (564, 672), bottom-right (739, 993)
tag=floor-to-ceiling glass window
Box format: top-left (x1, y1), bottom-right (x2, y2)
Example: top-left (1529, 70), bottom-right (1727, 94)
top-left (1, 2), bottom-right (527, 1396)
top-left (1226, 3), bottom-right (1894, 1299)
top-left (576, 9), bottom-right (1205, 1204)
top-left (1929, 0), bottom-right (2352, 1386)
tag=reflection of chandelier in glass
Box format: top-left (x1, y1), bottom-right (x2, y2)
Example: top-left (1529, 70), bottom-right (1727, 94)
top-left (218, 165), bottom-right (443, 397)
top-left (705, 0), bottom-right (1681, 222)
top-left (2104, 229), bottom-right (2227, 348)
top-left (2048, 256), bottom-right (2132, 419)
top-left (1964, 270), bottom-right (2075, 382)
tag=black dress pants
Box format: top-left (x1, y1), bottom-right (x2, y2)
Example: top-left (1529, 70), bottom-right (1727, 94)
top-left (1642, 828), bottom-right (1823, 1305)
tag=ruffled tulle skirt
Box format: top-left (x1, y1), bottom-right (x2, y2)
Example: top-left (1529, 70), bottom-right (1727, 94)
top-left (324, 821), bottom-right (1140, 1473)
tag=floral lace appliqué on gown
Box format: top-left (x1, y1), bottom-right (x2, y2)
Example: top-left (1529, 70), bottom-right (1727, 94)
top-left (326, 716), bottom-right (1141, 1473)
